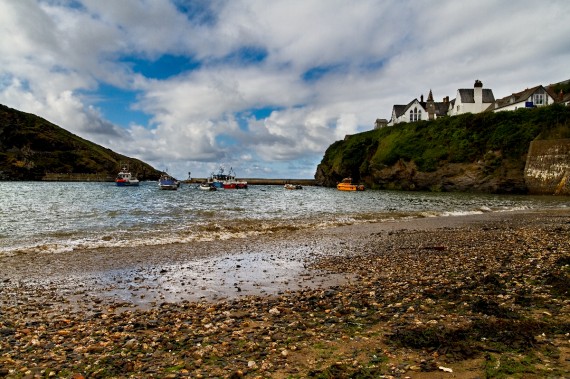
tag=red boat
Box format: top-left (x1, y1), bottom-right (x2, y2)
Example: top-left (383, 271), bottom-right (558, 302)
top-left (222, 168), bottom-right (248, 189)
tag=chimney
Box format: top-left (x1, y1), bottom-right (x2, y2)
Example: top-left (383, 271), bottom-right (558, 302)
top-left (474, 79), bottom-right (483, 104)
top-left (420, 94), bottom-right (424, 102)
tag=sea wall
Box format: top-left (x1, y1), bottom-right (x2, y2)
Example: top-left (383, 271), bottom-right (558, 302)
top-left (524, 139), bottom-right (570, 195)
top-left (42, 173), bottom-right (114, 182)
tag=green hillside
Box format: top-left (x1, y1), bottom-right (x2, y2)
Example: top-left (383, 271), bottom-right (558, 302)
top-left (0, 104), bottom-right (161, 181)
top-left (315, 104), bottom-right (570, 192)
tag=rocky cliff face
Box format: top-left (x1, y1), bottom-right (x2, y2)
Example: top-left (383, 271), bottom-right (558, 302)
top-left (525, 139), bottom-right (570, 195)
top-left (315, 156), bottom-right (527, 193)
top-left (368, 159), bottom-right (526, 193)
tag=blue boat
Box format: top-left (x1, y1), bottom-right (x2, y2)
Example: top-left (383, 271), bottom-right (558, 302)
top-left (158, 173), bottom-right (179, 190)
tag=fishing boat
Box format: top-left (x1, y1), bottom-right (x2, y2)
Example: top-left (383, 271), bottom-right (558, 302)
top-left (208, 167), bottom-right (247, 189)
top-left (158, 173), bottom-right (179, 190)
top-left (284, 183), bottom-right (303, 190)
top-left (336, 178), bottom-right (364, 191)
top-left (199, 182), bottom-right (217, 191)
top-left (207, 167), bottom-right (229, 188)
top-left (223, 177), bottom-right (248, 189)
top-left (115, 166), bottom-right (140, 186)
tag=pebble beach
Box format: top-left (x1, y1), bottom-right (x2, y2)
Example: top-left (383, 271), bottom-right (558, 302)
top-left (1, 209), bottom-right (569, 378)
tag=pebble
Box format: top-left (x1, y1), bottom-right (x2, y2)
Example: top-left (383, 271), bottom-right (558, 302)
top-left (0, 211), bottom-right (569, 377)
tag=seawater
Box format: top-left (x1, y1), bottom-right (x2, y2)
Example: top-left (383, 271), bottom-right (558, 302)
top-left (1, 181), bottom-right (569, 256)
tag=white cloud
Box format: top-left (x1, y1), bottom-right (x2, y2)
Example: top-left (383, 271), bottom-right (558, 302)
top-left (1, 0), bottom-right (570, 179)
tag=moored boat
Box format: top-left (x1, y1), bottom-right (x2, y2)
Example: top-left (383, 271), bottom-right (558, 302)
top-left (207, 167), bottom-right (229, 188)
top-left (208, 167), bottom-right (247, 189)
top-left (158, 173), bottom-right (179, 190)
top-left (199, 182), bottom-right (217, 191)
top-left (336, 178), bottom-right (364, 191)
top-left (223, 177), bottom-right (248, 189)
top-left (284, 183), bottom-right (303, 190)
top-left (115, 166), bottom-right (140, 186)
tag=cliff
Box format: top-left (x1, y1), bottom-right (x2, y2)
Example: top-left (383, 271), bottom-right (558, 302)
top-left (315, 104), bottom-right (570, 194)
top-left (0, 104), bottom-right (161, 181)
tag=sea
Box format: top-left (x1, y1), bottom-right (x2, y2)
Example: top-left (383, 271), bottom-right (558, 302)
top-left (1, 181), bottom-right (569, 257)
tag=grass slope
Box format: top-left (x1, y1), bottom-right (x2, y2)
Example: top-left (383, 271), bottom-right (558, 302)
top-left (0, 104), bottom-right (160, 180)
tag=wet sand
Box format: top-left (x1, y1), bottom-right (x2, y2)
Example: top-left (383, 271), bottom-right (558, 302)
top-left (1, 209), bottom-right (569, 378)
top-left (1, 211), bottom-right (514, 309)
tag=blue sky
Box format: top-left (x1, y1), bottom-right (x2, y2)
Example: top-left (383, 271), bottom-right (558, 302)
top-left (1, 0), bottom-right (569, 179)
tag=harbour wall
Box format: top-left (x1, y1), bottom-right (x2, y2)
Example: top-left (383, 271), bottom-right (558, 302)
top-left (186, 178), bottom-right (317, 186)
top-left (524, 139), bottom-right (570, 195)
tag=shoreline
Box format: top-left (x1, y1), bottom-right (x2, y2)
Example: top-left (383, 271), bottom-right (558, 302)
top-left (0, 209), bottom-right (547, 308)
top-left (1, 209), bottom-right (569, 377)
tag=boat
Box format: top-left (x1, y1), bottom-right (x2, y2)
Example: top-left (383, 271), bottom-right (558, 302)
top-left (336, 178), bottom-right (365, 191)
top-left (284, 183), bottom-right (303, 190)
top-left (115, 166), bottom-right (140, 186)
top-left (158, 173), bottom-right (179, 190)
top-left (199, 182), bottom-right (217, 191)
top-left (207, 167), bottom-right (229, 188)
top-left (208, 167), bottom-right (247, 189)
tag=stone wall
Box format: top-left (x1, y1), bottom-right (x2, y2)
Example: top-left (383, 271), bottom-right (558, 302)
top-left (524, 139), bottom-right (570, 195)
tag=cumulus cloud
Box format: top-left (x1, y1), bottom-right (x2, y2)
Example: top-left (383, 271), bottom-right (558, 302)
top-left (1, 0), bottom-right (569, 179)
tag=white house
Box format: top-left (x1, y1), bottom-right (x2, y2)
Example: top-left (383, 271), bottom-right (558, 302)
top-left (388, 99), bottom-right (425, 126)
top-left (493, 85), bottom-right (556, 112)
top-left (388, 91), bottom-right (449, 126)
top-left (448, 80), bottom-right (495, 116)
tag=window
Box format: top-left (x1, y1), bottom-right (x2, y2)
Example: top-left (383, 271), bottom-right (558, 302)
top-left (534, 94), bottom-right (544, 105)
top-left (409, 108), bottom-right (421, 122)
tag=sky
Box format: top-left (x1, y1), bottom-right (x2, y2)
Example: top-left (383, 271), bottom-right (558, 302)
top-left (1, 0), bottom-right (569, 180)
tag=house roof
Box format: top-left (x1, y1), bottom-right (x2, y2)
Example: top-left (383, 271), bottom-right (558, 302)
top-left (392, 104), bottom-right (408, 118)
top-left (457, 88), bottom-right (495, 103)
top-left (494, 85), bottom-right (548, 109)
top-left (434, 102), bottom-right (449, 116)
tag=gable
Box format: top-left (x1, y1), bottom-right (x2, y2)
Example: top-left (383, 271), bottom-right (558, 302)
top-left (403, 99), bottom-right (426, 113)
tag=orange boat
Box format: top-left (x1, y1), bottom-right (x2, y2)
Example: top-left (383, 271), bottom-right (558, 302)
top-left (336, 178), bottom-right (365, 191)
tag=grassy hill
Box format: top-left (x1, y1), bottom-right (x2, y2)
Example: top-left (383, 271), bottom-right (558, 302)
top-left (315, 104), bottom-right (570, 193)
top-left (0, 104), bottom-right (161, 181)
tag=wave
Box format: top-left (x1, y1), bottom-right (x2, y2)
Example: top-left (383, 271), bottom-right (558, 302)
top-left (0, 206), bottom-right (536, 257)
